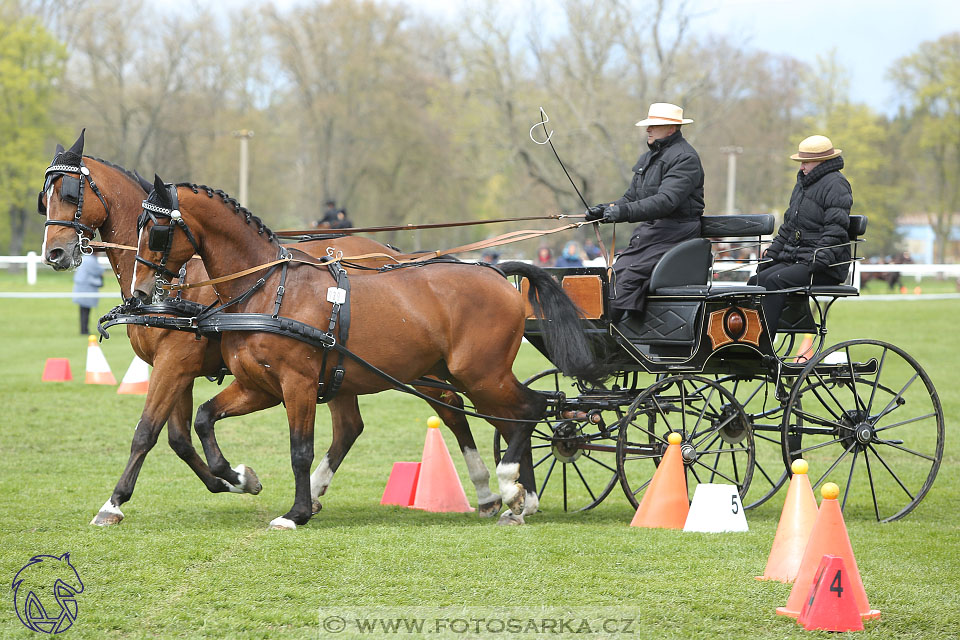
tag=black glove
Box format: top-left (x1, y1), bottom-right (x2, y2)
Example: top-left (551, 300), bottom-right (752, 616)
top-left (584, 205), bottom-right (606, 221)
top-left (600, 204), bottom-right (626, 224)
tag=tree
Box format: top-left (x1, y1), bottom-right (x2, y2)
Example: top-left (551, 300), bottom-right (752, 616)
top-left (889, 33), bottom-right (960, 262)
top-left (0, 1), bottom-right (66, 255)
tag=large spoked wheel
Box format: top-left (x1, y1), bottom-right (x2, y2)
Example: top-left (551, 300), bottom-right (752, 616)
top-left (781, 339), bottom-right (944, 522)
top-left (492, 369), bottom-right (620, 512)
top-left (712, 374), bottom-right (789, 509)
top-left (616, 374), bottom-right (755, 509)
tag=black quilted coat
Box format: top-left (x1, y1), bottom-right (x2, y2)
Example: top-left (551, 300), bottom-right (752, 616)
top-left (766, 157), bottom-right (852, 282)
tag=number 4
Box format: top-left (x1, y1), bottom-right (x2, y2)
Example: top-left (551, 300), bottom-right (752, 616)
top-left (830, 570), bottom-right (844, 598)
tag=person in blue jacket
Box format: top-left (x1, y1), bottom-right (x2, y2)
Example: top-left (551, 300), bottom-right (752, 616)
top-left (72, 254), bottom-right (104, 335)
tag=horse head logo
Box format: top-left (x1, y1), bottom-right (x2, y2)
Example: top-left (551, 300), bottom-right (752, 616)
top-left (11, 553), bottom-right (84, 634)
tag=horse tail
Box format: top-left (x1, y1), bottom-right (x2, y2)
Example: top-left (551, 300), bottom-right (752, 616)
top-left (498, 261), bottom-right (609, 384)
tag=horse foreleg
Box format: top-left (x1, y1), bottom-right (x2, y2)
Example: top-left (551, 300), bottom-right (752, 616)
top-left (91, 368), bottom-right (196, 526)
top-left (270, 383), bottom-right (318, 530)
top-left (309, 395), bottom-right (365, 514)
top-left (416, 384), bottom-right (501, 517)
top-left (194, 380), bottom-right (278, 494)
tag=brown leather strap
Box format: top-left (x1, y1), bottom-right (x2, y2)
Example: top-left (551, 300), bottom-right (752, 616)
top-left (273, 214), bottom-right (583, 237)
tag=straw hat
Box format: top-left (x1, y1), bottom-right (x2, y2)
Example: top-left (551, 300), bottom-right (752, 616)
top-left (635, 103), bottom-right (694, 127)
top-left (790, 135), bottom-right (842, 162)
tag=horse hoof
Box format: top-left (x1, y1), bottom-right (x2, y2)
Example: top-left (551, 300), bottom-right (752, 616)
top-left (497, 510), bottom-right (525, 526)
top-left (311, 499), bottom-right (322, 515)
top-left (237, 464), bottom-right (262, 495)
top-left (90, 511), bottom-right (123, 526)
top-left (268, 516), bottom-right (297, 530)
top-left (506, 482), bottom-right (525, 514)
top-left (478, 497), bottom-right (502, 518)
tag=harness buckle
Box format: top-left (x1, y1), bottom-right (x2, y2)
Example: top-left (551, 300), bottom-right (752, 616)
top-left (78, 234), bottom-right (93, 255)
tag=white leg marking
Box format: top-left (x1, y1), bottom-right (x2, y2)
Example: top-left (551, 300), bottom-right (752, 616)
top-left (90, 500), bottom-right (124, 525)
top-left (521, 491), bottom-right (539, 516)
top-left (309, 454), bottom-right (334, 499)
top-left (496, 462), bottom-right (520, 505)
top-left (463, 447), bottom-right (497, 504)
top-left (220, 464), bottom-right (248, 493)
top-left (268, 516), bottom-right (296, 530)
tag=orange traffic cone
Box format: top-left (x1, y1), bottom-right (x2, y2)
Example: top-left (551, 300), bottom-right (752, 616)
top-left (411, 416), bottom-right (473, 513)
top-left (380, 462), bottom-right (421, 507)
top-left (796, 555), bottom-right (865, 632)
top-left (41, 358), bottom-right (73, 382)
top-left (776, 483), bottom-right (880, 620)
top-left (757, 459), bottom-right (819, 582)
top-left (117, 356), bottom-right (150, 395)
top-left (85, 335), bottom-right (116, 385)
top-left (629, 432), bottom-right (688, 529)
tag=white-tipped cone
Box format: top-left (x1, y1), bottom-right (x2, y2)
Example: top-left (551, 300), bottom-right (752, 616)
top-left (117, 356), bottom-right (150, 394)
top-left (85, 335), bottom-right (116, 385)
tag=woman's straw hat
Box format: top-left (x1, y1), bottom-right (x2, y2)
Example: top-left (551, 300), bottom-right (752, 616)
top-left (635, 103), bottom-right (694, 127)
top-left (790, 135), bottom-right (842, 162)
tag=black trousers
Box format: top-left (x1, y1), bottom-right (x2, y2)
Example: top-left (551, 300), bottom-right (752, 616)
top-left (748, 262), bottom-right (839, 334)
top-left (79, 307), bottom-right (92, 335)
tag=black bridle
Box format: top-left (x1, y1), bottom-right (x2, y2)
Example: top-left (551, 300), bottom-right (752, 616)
top-left (38, 157), bottom-right (110, 256)
top-left (135, 184), bottom-right (201, 291)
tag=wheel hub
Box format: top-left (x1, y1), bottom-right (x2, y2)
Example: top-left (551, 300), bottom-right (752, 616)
top-left (840, 409), bottom-right (874, 448)
top-left (718, 403), bottom-right (748, 444)
top-left (855, 423), bottom-right (874, 444)
top-left (681, 442), bottom-right (698, 464)
top-left (551, 421), bottom-right (583, 463)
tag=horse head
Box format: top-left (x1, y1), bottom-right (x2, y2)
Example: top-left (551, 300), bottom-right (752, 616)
top-left (132, 175), bottom-right (198, 303)
top-left (39, 130), bottom-right (116, 270)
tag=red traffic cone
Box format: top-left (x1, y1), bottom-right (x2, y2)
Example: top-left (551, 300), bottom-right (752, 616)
top-left (796, 555), bottom-right (865, 632)
top-left (117, 356), bottom-right (150, 395)
top-left (380, 462), bottom-right (421, 507)
top-left (629, 432), bottom-right (688, 529)
top-left (757, 459), bottom-right (819, 582)
top-left (776, 483), bottom-right (880, 620)
top-left (85, 335), bottom-right (116, 385)
top-left (411, 416), bottom-right (473, 513)
top-left (41, 358), bottom-right (73, 382)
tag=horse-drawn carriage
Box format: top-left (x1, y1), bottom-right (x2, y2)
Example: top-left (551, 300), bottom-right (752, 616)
top-left (38, 132), bottom-right (943, 527)
top-left (506, 213), bottom-right (944, 522)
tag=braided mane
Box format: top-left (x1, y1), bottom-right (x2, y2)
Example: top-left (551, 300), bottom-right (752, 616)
top-left (177, 183), bottom-right (278, 245)
top-left (84, 156), bottom-right (143, 190)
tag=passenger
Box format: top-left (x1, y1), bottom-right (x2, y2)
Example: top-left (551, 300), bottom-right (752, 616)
top-left (584, 102), bottom-right (704, 320)
top-left (750, 135), bottom-right (852, 335)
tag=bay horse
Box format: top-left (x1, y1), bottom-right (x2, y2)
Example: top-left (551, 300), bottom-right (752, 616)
top-left (132, 175), bottom-right (602, 528)
top-left (39, 131), bottom-right (503, 525)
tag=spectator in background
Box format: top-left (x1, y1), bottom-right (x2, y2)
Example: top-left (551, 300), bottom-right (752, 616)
top-left (73, 253), bottom-right (105, 335)
top-left (332, 207), bottom-right (352, 229)
top-left (583, 238), bottom-right (602, 261)
top-left (536, 246), bottom-right (553, 267)
top-left (555, 241), bottom-right (584, 267)
top-left (315, 200), bottom-right (340, 228)
top-left (481, 249), bottom-right (500, 265)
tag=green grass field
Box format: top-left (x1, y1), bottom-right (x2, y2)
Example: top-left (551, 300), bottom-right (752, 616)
top-left (0, 269), bottom-right (957, 638)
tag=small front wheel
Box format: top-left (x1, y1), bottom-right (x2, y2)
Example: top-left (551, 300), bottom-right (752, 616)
top-left (616, 374), bottom-right (754, 509)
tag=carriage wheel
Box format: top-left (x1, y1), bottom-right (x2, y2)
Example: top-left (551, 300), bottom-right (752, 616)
top-left (710, 375), bottom-right (788, 509)
top-left (781, 339), bottom-right (944, 522)
top-left (492, 369), bottom-right (620, 512)
top-left (616, 375), bottom-right (754, 509)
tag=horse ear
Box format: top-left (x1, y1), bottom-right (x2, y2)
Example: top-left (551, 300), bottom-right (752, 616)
top-left (53, 144), bottom-right (65, 161)
top-left (67, 129), bottom-right (85, 156)
top-left (152, 174), bottom-right (172, 206)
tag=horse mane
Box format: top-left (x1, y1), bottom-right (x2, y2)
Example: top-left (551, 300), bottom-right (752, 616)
top-left (84, 156), bottom-right (146, 192)
top-left (177, 183), bottom-right (278, 245)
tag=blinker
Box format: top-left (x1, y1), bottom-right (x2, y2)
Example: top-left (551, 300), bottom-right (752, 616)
top-left (61, 175), bottom-right (81, 204)
top-left (148, 225), bottom-right (174, 252)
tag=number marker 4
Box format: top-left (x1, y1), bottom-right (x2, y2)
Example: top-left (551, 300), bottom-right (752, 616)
top-left (797, 555), bottom-right (864, 632)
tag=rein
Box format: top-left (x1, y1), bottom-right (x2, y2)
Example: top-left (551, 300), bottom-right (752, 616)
top-left (271, 214), bottom-right (580, 237)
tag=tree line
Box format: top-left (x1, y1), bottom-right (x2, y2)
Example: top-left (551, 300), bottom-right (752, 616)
top-left (2, 0), bottom-right (957, 261)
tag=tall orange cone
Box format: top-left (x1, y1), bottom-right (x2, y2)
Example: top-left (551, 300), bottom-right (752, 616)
top-left (776, 483), bottom-right (880, 620)
top-left (411, 416), bottom-right (473, 513)
top-left (41, 358), bottom-right (73, 382)
top-left (629, 432), bottom-right (688, 529)
top-left (85, 335), bottom-right (116, 385)
top-left (117, 356), bottom-right (150, 395)
top-left (757, 459), bottom-right (819, 582)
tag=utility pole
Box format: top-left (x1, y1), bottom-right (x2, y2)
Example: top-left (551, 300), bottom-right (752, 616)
top-left (720, 146), bottom-right (743, 214)
top-left (232, 129), bottom-right (254, 206)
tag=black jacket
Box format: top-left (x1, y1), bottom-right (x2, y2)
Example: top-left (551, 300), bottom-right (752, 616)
top-left (767, 157), bottom-right (852, 282)
top-left (612, 130), bottom-right (705, 222)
